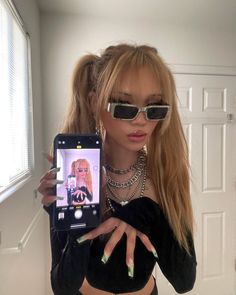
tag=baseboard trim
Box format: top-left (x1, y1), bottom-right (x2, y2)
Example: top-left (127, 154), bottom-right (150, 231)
top-left (0, 208), bottom-right (44, 255)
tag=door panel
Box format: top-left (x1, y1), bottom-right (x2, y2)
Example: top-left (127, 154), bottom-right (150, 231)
top-left (154, 74), bottom-right (236, 295)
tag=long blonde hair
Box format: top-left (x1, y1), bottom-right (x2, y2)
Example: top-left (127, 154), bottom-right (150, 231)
top-left (61, 44), bottom-right (194, 252)
top-left (71, 159), bottom-right (93, 194)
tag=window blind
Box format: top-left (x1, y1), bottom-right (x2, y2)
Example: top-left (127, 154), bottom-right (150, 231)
top-left (0, 0), bottom-right (33, 200)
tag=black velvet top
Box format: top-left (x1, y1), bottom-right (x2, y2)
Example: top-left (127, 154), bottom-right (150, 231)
top-left (45, 197), bottom-right (197, 295)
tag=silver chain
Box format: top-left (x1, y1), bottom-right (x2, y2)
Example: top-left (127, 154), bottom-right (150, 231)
top-left (106, 151), bottom-right (146, 189)
top-left (106, 166), bottom-right (147, 209)
top-left (107, 169), bottom-right (142, 188)
top-left (105, 150), bottom-right (145, 175)
top-left (107, 176), bottom-right (141, 205)
top-left (105, 150), bottom-right (147, 210)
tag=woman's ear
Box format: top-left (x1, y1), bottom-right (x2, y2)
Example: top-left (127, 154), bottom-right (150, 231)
top-left (88, 91), bottom-right (98, 117)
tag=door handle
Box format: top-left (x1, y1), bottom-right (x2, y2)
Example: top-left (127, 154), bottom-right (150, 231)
top-left (227, 113), bottom-right (234, 123)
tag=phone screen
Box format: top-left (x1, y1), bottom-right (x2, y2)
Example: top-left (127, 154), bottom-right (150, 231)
top-left (53, 134), bottom-right (102, 231)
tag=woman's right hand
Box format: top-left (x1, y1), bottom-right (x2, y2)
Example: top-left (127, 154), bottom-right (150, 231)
top-left (37, 167), bottom-right (61, 207)
top-left (76, 217), bottom-right (158, 278)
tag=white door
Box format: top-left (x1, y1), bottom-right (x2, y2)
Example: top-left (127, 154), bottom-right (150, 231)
top-left (154, 74), bottom-right (236, 295)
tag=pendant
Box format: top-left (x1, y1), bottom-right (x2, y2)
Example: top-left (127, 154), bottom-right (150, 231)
top-left (120, 200), bottom-right (128, 206)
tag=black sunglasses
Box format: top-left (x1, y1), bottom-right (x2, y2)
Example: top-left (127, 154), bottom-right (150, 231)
top-left (77, 168), bottom-right (88, 173)
top-left (107, 102), bottom-right (170, 121)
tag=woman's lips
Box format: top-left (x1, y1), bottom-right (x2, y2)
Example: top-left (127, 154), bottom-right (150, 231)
top-left (127, 132), bottom-right (147, 142)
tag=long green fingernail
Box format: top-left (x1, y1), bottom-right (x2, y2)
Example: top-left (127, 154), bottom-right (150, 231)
top-left (51, 179), bottom-right (64, 185)
top-left (49, 167), bottom-right (60, 174)
top-left (128, 265), bottom-right (134, 278)
top-left (101, 253), bottom-right (109, 264)
top-left (76, 235), bottom-right (86, 244)
top-left (128, 259), bottom-right (134, 278)
top-left (152, 249), bottom-right (158, 258)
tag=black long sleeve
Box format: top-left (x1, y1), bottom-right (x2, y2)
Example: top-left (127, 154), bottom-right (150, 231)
top-left (50, 237), bottom-right (90, 295)
top-left (112, 197), bottom-right (197, 293)
top-left (44, 204), bottom-right (90, 295)
top-left (44, 197), bottom-right (197, 294)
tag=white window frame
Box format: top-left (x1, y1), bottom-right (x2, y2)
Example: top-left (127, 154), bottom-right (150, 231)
top-left (0, 0), bottom-right (34, 202)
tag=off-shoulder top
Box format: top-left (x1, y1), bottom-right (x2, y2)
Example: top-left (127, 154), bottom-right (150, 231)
top-left (45, 197), bottom-right (197, 295)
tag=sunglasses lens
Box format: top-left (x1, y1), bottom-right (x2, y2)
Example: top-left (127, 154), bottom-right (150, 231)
top-left (147, 106), bottom-right (169, 120)
top-left (113, 105), bottom-right (138, 119)
top-left (78, 168), bottom-right (88, 172)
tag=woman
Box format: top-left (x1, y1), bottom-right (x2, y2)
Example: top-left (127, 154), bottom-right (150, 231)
top-left (38, 44), bottom-right (197, 295)
top-left (69, 159), bottom-right (93, 205)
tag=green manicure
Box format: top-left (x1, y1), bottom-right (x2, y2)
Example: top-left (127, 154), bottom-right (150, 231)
top-left (76, 235), bottom-right (86, 244)
top-left (152, 249), bottom-right (158, 258)
top-left (101, 253), bottom-right (109, 264)
top-left (56, 179), bottom-right (64, 184)
top-left (49, 167), bottom-right (61, 174)
top-left (127, 259), bottom-right (134, 278)
top-left (128, 265), bottom-right (134, 278)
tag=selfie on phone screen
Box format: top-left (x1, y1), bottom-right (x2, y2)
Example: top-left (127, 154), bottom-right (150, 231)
top-left (54, 134), bottom-right (101, 230)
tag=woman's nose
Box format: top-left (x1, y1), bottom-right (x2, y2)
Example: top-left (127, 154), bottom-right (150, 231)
top-left (132, 111), bottom-right (146, 124)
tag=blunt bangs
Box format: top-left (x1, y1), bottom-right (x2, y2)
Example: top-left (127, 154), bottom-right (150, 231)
top-left (97, 46), bottom-right (174, 114)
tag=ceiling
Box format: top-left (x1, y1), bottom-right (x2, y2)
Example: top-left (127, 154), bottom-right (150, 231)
top-left (36, 0), bottom-right (236, 31)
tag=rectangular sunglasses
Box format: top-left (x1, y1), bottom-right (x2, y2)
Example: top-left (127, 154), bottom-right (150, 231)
top-left (107, 102), bottom-right (170, 121)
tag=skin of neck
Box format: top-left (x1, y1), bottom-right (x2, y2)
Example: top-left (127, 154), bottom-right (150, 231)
top-left (76, 176), bottom-right (86, 186)
top-left (104, 136), bottom-right (140, 169)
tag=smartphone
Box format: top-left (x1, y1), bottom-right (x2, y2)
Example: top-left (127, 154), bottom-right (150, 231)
top-left (53, 133), bottom-right (102, 231)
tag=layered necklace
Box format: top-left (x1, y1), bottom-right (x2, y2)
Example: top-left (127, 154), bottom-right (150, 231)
top-left (105, 150), bottom-right (147, 211)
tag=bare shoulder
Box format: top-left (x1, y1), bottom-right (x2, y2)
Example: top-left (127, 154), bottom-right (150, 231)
top-left (143, 177), bottom-right (159, 204)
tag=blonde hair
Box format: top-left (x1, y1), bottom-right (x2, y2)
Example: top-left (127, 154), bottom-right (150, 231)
top-left (71, 159), bottom-right (93, 194)
top-left (61, 44), bottom-right (193, 252)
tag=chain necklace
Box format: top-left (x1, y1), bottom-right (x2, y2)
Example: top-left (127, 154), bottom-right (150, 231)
top-left (105, 150), bottom-right (145, 175)
top-left (104, 150), bottom-right (147, 212)
top-left (107, 169), bottom-right (142, 188)
top-left (105, 166), bottom-right (147, 210)
top-left (106, 150), bottom-right (146, 189)
top-left (106, 177), bottom-right (141, 206)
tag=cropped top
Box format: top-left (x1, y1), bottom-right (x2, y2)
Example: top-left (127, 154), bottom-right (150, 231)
top-left (45, 197), bottom-right (197, 295)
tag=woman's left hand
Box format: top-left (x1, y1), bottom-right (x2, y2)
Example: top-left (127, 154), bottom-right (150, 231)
top-left (77, 217), bottom-right (157, 278)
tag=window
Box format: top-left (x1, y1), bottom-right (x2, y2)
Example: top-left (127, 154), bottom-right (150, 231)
top-left (0, 0), bottom-right (34, 202)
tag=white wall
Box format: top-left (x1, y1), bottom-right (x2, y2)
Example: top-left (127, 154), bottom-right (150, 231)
top-left (0, 0), bottom-right (48, 294)
top-left (40, 13), bottom-right (236, 151)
